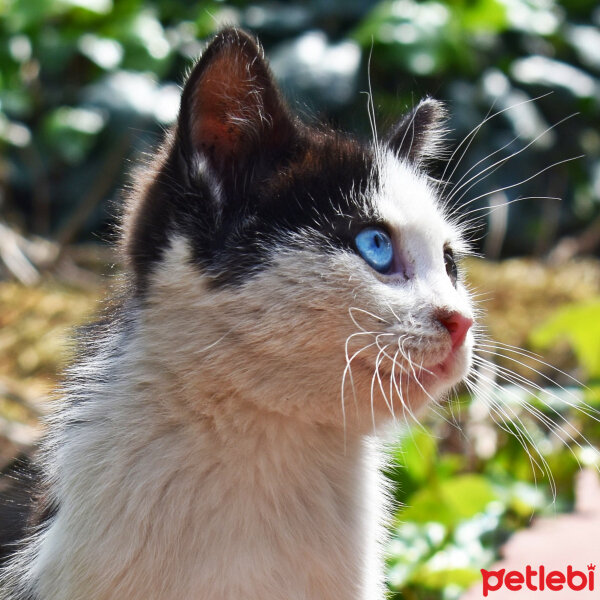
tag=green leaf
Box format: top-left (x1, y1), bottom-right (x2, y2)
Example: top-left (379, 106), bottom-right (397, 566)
top-left (399, 475), bottom-right (498, 526)
top-left (412, 566), bottom-right (482, 589)
top-left (530, 300), bottom-right (600, 379)
top-left (43, 106), bottom-right (106, 163)
top-left (459, 0), bottom-right (508, 33)
top-left (394, 428), bottom-right (438, 483)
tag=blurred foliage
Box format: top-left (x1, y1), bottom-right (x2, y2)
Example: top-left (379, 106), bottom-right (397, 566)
top-left (531, 299), bottom-right (600, 376)
top-left (0, 0), bottom-right (599, 253)
top-left (1, 1), bottom-right (600, 599)
top-left (0, 279), bottom-right (100, 396)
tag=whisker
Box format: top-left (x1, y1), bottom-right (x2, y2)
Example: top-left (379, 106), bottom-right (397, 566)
top-left (472, 356), bottom-right (596, 464)
top-left (467, 371), bottom-right (555, 494)
top-left (453, 154), bottom-right (582, 214)
top-left (439, 92), bottom-right (552, 194)
top-left (447, 113), bottom-right (576, 210)
top-left (466, 378), bottom-right (548, 493)
top-left (460, 196), bottom-right (561, 222)
top-left (370, 344), bottom-right (388, 432)
top-left (342, 338), bottom-right (379, 434)
top-left (349, 306), bottom-right (390, 332)
top-left (375, 343), bottom-right (395, 418)
top-left (478, 339), bottom-right (590, 390)
top-left (475, 346), bottom-right (598, 422)
top-left (393, 345), bottom-right (434, 432)
top-left (447, 133), bottom-right (520, 197)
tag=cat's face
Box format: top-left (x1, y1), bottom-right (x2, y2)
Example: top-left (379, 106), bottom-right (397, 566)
top-left (123, 29), bottom-right (474, 433)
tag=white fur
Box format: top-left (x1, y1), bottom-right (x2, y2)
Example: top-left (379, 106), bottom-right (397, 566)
top-left (1, 151), bottom-right (473, 599)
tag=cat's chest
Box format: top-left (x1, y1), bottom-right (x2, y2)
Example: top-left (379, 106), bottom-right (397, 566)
top-left (143, 435), bottom-right (376, 600)
top-left (45, 413), bottom-right (384, 600)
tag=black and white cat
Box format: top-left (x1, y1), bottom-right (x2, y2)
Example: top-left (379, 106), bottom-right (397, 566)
top-left (1, 29), bottom-right (474, 599)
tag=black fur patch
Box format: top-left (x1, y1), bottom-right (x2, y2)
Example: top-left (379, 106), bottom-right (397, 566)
top-left (0, 455), bottom-right (39, 566)
top-left (203, 133), bottom-right (380, 286)
top-left (126, 129), bottom-right (380, 290)
top-left (122, 28), bottom-right (440, 293)
top-left (386, 98), bottom-right (446, 164)
top-left (0, 453), bottom-right (58, 573)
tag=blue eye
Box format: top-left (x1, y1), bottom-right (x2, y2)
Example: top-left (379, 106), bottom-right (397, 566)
top-left (355, 228), bottom-right (393, 274)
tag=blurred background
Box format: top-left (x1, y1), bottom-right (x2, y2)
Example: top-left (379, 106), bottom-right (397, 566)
top-left (0, 0), bottom-right (599, 598)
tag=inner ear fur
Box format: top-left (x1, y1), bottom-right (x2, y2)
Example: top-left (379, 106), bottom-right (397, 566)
top-left (177, 28), bottom-right (296, 177)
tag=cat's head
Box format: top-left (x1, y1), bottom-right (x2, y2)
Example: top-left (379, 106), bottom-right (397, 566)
top-left (122, 28), bottom-right (474, 432)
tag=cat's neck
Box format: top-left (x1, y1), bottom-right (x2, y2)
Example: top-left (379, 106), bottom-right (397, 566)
top-left (36, 335), bottom-right (387, 600)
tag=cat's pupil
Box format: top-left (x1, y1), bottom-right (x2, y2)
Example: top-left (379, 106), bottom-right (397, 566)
top-left (444, 249), bottom-right (458, 285)
top-left (354, 228), bottom-right (394, 274)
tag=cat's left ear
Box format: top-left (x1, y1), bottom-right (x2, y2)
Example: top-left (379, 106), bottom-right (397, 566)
top-left (176, 28), bottom-right (296, 186)
top-left (386, 98), bottom-right (446, 166)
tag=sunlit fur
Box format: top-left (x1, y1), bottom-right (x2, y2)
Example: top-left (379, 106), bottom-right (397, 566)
top-left (0, 150), bottom-right (474, 600)
top-left (0, 30), bottom-right (480, 600)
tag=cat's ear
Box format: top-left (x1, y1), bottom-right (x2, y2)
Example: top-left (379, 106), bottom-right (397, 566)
top-left (386, 98), bottom-right (446, 166)
top-left (176, 28), bottom-right (296, 183)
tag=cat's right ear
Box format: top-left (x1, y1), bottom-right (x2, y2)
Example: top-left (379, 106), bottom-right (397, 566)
top-left (175, 28), bottom-right (296, 190)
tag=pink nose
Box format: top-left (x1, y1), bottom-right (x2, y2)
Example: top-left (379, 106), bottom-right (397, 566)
top-left (438, 311), bottom-right (473, 349)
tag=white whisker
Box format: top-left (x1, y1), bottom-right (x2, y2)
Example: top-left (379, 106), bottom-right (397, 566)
top-left (439, 92), bottom-right (552, 195)
top-left (447, 113), bottom-right (576, 210)
top-left (453, 154), bottom-right (582, 215)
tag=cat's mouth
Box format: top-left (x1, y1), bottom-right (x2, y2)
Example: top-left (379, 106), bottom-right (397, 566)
top-left (429, 352), bottom-right (456, 377)
top-left (391, 346), bottom-right (469, 390)
top-left (348, 332), bottom-right (472, 414)
top-left (412, 345), bottom-right (472, 392)
top-left (355, 346), bottom-right (463, 388)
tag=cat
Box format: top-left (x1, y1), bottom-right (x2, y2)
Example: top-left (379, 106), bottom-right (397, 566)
top-left (0, 28), bottom-right (475, 600)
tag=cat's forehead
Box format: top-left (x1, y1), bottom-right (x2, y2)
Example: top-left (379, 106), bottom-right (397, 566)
top-left (373, 151), bottom-right (454, 244)
top-left (264, 132), bottom-right (375, 215)
top-left (264, 135), bottom-right (448, 232)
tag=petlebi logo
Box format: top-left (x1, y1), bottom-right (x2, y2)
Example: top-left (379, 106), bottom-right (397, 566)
top-left (481, 564), bottom-right (596, 596)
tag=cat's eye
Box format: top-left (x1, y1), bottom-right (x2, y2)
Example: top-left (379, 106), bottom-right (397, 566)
top-left (444, 248), bottom-right (458, 284)
top-left (355, 228), bottom-right (393, 274)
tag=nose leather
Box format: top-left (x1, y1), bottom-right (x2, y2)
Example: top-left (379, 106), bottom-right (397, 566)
top-left (438, 311), bottom-right (473, 349)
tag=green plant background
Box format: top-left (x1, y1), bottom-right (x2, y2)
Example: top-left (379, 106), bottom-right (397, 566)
top-left (1, 1), bottom-right (600, 599)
